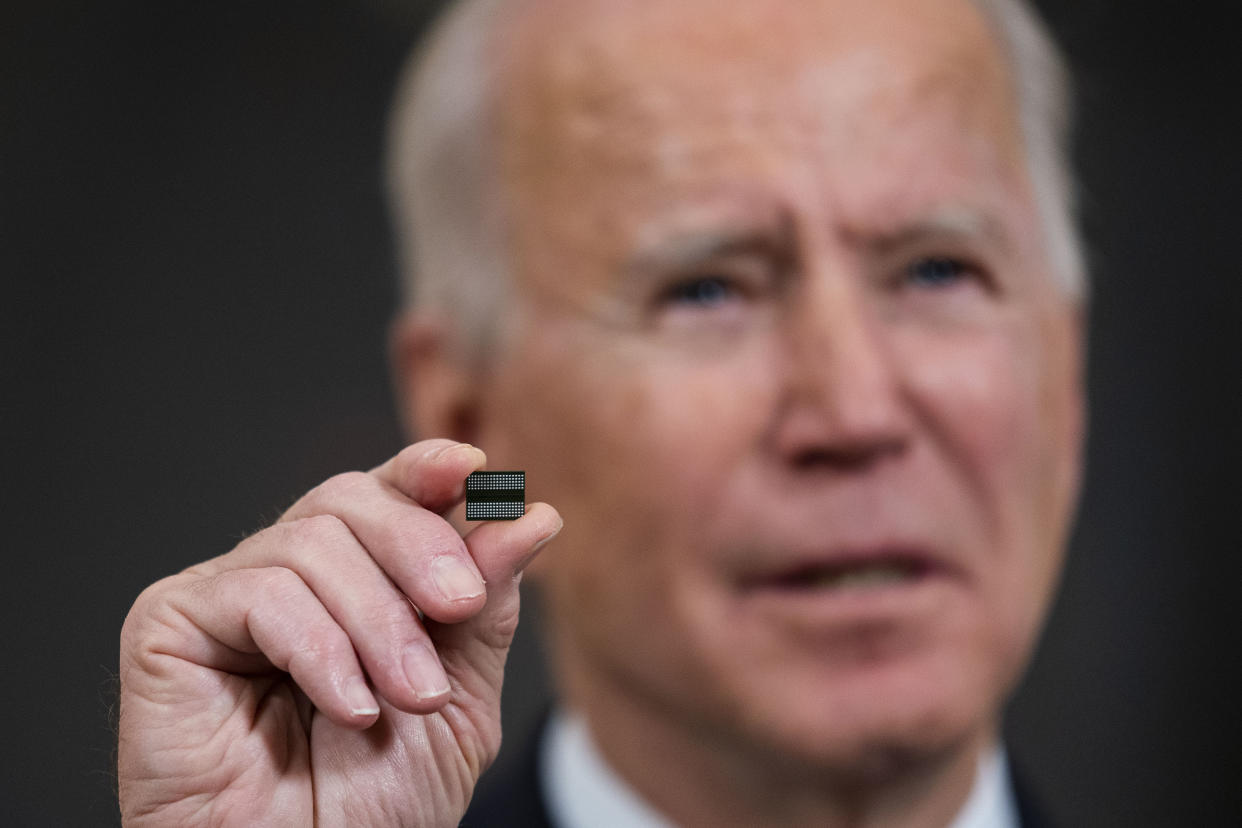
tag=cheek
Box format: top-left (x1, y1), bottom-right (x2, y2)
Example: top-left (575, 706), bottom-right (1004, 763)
top-left (486, 321), bottom-right (779, 626)
top-left (632, 349), bottom-right (780, 500)
top-left (511, 322), bottom-right (776, 516)
top-left (896, 323), bottom-right (1044, 607)
top-left (896, 313), bottom-right (1079, 647)
top-left (929, 312), bottom-right (1081, 559)
top-left (899, 326), bottom-right (1039, 512)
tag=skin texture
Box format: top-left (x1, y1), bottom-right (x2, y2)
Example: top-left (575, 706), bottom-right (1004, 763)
top-left (117, 442), bottom-right (561, 825)
top-left (118, 0), bottom-right (1082, 825)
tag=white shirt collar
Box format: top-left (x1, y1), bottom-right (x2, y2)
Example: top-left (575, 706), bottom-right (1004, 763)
top-left (541, 709), bottom-right (1019, 828)
top-left (948, 742), bottom-right (1020, 828)
top-left (542, 710), bottom-right (674, 828)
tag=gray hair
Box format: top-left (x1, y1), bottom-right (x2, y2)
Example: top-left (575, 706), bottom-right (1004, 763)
top-left (386, 0), bottom-right (1085, 354)
top-left (386, 0), bottom-right (509, 357)
top-left (973, 0), bottom-right (1086, 301)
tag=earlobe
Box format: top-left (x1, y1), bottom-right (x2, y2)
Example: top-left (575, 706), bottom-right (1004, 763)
top-left (389, 311), bottom-right (480, 444)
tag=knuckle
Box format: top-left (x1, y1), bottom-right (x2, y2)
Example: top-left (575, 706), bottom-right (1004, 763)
top-left (357, 596), bottom-right (422, 640)
top-left (377, 516), bottom-right (464, 573)
top-left (251, 565), bottom-right (307, 605)
top-left (119, 575), bottom-right (181, 650)
top-left (285, 513), bottom-right (353, 553)
top-left (367, 517), bottom-right (412, 559)
top-left (125, 574), bottom-right (178, 616)
top-left (487, 592), bottom-right (523, 642)
top-left (289, 626), bottom-right (352, 670)
top-left (119, 573), bottom-right (209, 677)
top-left (411, 512), bottom-right (462, 550)
top-left (310, 470), bottom-right (374, 504)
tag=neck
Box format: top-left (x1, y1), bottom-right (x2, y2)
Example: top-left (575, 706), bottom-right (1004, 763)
top-left (562, 659), bottom-right (991, 828)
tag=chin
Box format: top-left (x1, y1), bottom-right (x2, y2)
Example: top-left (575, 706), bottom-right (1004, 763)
top-left (722, 649), bottom-right (1000, 782)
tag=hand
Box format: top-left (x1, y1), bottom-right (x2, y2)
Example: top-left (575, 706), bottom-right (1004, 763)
top-left (117, 440), bottom-right (561, 826)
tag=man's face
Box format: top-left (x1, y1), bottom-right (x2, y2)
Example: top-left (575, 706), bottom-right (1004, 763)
top-left (476, 0), bottom-right (1083, 770)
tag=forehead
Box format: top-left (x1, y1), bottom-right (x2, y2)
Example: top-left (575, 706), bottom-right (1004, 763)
top-left (494, 0), bottom-right (1028, 275)
top-left (500, 0), bottom-right (1014, 147)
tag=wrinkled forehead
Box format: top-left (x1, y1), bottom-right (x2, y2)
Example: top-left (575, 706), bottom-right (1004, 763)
top-left (487, 0), bottom-right (1040, 310)
top-left (495, 0), bottom-right (1019, 169)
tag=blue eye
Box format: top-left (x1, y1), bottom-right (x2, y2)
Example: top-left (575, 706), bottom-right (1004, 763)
top-left (906, 257), bottom-right (969, 287)
top-left (666, 276), bottom-right (737, 306)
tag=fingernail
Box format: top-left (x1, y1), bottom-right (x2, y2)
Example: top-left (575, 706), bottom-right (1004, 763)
top-left (427, 442), bottom-right (485, 464)
top-left (515, 517), bottom-right (564, 574)
top-left (403, 641), bottom-right (451, 701)
top-left (345, 676), bottom-right (380, 717)
top-left (432, 555), bottom-right (485, 602)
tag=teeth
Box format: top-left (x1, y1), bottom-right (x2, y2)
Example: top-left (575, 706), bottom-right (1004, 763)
top-left (809, 563), bottom-right (912, 589)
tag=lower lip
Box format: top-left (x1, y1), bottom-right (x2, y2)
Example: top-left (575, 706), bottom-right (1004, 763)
top-left (737, 569), bottom-right (958, 630)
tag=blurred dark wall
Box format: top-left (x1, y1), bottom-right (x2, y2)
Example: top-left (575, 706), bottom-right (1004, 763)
top-left (2, 1), bottom-right (1238, 824)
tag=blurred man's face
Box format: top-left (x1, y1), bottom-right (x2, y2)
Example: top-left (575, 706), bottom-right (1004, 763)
top-left (476, 0), bottom-right (1083, 771)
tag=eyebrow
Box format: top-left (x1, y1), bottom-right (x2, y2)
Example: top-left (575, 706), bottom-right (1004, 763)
top-left (627, 231), bottom-right (782, 274)
top-left (620, 205), bottom-right (1012, 288)
top-left (860, 206), bottom-right (1015, 255)
top-left (625, 198), bottom-right (795, 278)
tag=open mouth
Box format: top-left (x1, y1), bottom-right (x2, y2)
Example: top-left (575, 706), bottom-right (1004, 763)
top-left (746, 555), bottom-right (934, 593)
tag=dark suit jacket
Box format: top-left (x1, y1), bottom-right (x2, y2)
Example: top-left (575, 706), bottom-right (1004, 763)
top-left (461, 714), bottom-right (1053, 828)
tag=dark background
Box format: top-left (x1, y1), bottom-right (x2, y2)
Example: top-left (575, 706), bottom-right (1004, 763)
top-left (3, 1), bottom-right (1238, 824)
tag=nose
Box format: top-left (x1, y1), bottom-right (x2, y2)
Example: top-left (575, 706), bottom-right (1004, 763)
top-left (771, 269), bottom-right (911, 470)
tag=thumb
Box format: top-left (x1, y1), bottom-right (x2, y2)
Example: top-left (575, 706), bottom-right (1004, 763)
top-left (427, 502), bottom-right (561, 700)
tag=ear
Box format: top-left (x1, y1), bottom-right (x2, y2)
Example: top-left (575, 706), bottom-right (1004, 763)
top-left (389, 310), bottom-right (480, 444)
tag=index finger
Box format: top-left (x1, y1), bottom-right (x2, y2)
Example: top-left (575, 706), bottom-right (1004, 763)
top-left (370, 439), bottom-right (488, 513)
